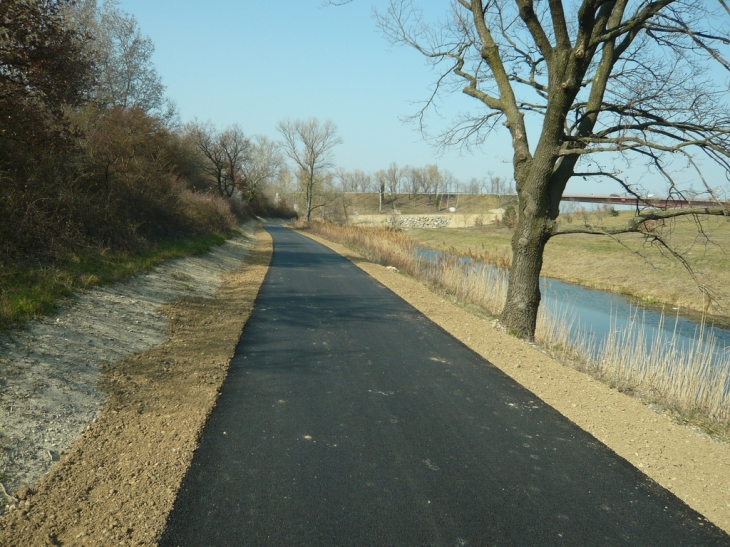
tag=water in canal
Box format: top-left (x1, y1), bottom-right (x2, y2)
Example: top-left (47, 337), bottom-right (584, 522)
top-left (420, 247), bottom-right (730, 365)
top-left (540, 275), bottom-right (730, 364)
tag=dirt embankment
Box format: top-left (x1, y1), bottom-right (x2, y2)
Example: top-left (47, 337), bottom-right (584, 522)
top-left (0, 229), bottom-right (258, 496)
top-left (0, 228), bottom-right (273, 546)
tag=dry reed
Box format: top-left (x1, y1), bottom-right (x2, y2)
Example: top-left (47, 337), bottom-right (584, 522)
top-left (304, 220), bottom-right (730, 427)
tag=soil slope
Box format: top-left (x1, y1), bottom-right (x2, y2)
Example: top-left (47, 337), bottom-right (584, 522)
top-left (0, 228), bottom-right (273, 546)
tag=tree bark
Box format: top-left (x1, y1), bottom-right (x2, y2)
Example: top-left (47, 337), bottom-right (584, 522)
top-left (500, 125), bottom-right (563, 340)
top-left (500, 191), bottom-right (550, 340)
top-left (305, 186), bottom-right (313, 221)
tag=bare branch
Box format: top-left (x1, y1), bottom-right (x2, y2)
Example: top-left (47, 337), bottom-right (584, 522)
top-left (364, 0), bottom-right (730, 337)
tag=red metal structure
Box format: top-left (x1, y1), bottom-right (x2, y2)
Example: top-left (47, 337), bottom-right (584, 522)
top-left (561, 194), bottom-right (728, 208)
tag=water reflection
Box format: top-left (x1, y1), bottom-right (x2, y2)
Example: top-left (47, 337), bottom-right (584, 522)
top-left (419, 247), bottom-right (730, 364)
top-left (540, 277), bottom-right (730, 363)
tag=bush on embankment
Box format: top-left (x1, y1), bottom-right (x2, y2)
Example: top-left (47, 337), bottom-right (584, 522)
top-left (302, 219), bottom-right (730, 437)
top-left (0, 105), bottom-right (257, 329)
top-left (0, 1), bottom-right (293, 329)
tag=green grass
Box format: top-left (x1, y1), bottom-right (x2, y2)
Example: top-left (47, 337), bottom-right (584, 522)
top-left (0, 230), bottom-right (234, 331)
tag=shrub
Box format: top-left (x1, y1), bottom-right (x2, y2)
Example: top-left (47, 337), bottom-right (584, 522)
top-left (178, 190), bottom-right (238, 233)
top-left (248, 193), bottom-right (298, 219)
top-left (502, 205), bottom-right (518, 229)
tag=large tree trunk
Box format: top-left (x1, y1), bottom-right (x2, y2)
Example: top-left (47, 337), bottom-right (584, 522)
top-left (500, 186), bottom-right (552, 340)
top-left (499, 89), bottom-right (569, 339)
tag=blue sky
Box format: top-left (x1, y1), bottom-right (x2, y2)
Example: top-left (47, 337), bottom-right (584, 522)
top-left (115, 0), bottom-right (727, 196)
top-left (115, 0), bottom-right (515, 185)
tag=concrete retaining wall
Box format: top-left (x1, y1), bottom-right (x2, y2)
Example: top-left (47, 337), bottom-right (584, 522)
top-left (348, 210), bottom-right (504, 229)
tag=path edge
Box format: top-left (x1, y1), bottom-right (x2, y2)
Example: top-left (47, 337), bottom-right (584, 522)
top-left (0, 225), bottom-right (274, 546)
top-left (296, 227), bottom-right (730, 535)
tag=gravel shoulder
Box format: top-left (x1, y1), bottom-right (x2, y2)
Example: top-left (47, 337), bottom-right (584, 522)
top-left (0, 226), bottom-right (258, 495)
top-left (0, 225), bottom-right (273, 546)
top-left (300, 230), bottom-right (730, 536)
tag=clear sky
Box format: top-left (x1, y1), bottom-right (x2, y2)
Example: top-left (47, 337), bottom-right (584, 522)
top-left (115, 0), bottom-right (726, 196)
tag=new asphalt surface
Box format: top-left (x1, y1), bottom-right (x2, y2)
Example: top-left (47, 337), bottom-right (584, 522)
top-left (160, 224), bottom-right (729, 546)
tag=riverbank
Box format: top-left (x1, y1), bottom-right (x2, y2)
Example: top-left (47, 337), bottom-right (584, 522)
top-left (407, 211), bottom-right (730, 323)
top-left (298, 220), bottom-right (730, 433)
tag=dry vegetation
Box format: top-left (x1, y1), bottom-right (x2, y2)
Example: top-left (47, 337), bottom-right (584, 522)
top-left (300, 220), bottom-right (730, 437)
top-left (325, 192), bottom-right (517, 220)
top-left (0, 2), bottom-right (297, 331)
top-left (0, 104), bottom-right (250, 330)
top-left (343, 195), bottom-right (730, 321)
top-left (302, 229), bottom-right (730, 535)
top-left (406, 208), bottom-right (730, 324)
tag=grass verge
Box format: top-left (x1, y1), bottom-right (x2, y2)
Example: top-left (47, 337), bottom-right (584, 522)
top-left (298, 219), bottom-right (730, 440)
top-left (0, 230), bottom-right (235, 331)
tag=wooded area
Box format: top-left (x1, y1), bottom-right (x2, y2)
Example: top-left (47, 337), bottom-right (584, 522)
top-left (0, 0), bottom-right (292, 267)
top-left (0, 0), bottom-right (295, 327)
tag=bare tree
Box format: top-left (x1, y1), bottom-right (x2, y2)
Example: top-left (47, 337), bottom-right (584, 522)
top-left (374, 169), bottom-right (388, 212)
top-left (242, 136), bottom-right (285, 201)
top-left (402, 165), bottom-right (423, 199)
top-left (219, 125), bottom-right (251, 198)
top-left (188, 122), bottom-right (250, 198)
top-left (65, 0), bottom-right (167, 115)
top-left (335, 168), bottom-right (372, 193)
top-left (334, 167), bottom-right (355, 219)
top-left (277, 117), bottom-right (342, 221)
top-left (336, 167), bottom-right (358, 192)
top-left (489, 174), bottom-right (508, 196)
top-left (188, 122), bottom-right (227, 196)
top-left (385, 162), bottom-right (401, 197)
top-left (270, 166), bottom-right (298, 205)
top-left (373, 0), bottom-right (730, 339)
top-left (422, 164), bottom-right (444, 203)
top-left (352, 169), bottom-right (373, 193)
top-left (467, 177), bottom-right (482, 195)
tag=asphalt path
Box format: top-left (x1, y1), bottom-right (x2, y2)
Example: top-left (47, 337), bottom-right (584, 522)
top-left (160, 224), bottom-right (728, 546)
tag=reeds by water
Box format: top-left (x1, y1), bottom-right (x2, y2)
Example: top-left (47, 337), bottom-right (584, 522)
top-left (304, 220), bottom-right (730, 429)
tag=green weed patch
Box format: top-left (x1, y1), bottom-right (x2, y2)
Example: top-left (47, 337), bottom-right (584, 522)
top-left (0, 231), bottom-right (232, 331)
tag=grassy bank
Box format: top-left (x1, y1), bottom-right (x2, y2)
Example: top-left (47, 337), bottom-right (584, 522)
top-left (0, 230), bottom-right (235, 331)
top-left (407, 210), bottom-right (730, 322)
top-left (300, 220), bottom-right (730, 438)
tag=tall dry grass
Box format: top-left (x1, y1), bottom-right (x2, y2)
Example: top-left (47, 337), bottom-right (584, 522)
top-left (304, 220), bottom-right (730, 428)
top-left (592, 314), bottom-right (730, 424)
